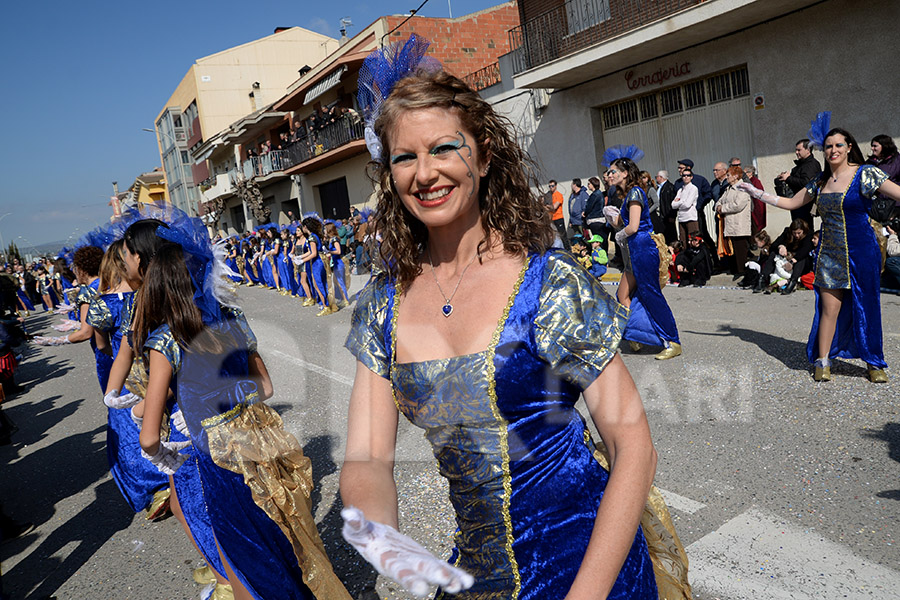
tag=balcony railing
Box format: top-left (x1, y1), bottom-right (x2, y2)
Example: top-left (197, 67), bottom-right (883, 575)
top-left (464, 62), bottom-right (502, 92)
top-left (282, 116), bottom-right (366, 170)
top-left (200, 169), bottom-right (241, 203)
top-left (509, 0), bottom-right (703, 74)
top-left (242, 150), bottom-right (287, 179)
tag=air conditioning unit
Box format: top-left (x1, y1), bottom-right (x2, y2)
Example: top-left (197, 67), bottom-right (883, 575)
top-left (532, 89), bottom-right (551, 114)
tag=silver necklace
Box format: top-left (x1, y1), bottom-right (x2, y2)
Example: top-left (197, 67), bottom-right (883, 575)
top-left (427, 247), bottom-right (479, 317)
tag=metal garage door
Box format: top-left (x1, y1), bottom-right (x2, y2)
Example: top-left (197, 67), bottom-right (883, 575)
top-left (599, 67), bottom-right (755, 240)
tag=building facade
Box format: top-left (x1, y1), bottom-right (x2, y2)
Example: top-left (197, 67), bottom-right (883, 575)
top-left (197, 2), bottom-right (521, 236)
top-left (154, 27), bottom-right (340, 217)
top-left (485, 0), bottom-right (900, 235)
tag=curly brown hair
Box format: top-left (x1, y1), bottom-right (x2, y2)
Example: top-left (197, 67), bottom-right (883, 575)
top-left (612, 158), bottom-right (643, 202)
top-left (72, 246), bottom-right (104, 279)
top-left (371, 70), bottom-right (554, 286)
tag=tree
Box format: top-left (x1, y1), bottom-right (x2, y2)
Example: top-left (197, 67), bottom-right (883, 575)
top-left (5, 241), bottom-right (21, 262)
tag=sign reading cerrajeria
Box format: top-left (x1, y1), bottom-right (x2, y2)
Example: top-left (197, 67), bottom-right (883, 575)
top-left (625, 62), bottom-right (691, 91)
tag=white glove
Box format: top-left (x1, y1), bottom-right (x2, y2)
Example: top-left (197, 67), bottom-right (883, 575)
top-left (130, 407), bottom-right (143, 429)
top-left (51, 320), bottom-right (80, 332)
top-left (104, 389), bottom-right (142, 409)
top-left (54, 303), bottom-right (75, 314)
top-left (291, 255), bottom-right (305, 266)
top-left (141, 439), bottom-right (191, 475)
top-left (171, 409), bottom-right (189, 436)
top-left (33, 335), bottom-right (71, 346)
top-left (736, 182), bottom-right (779, 206)
top-left (615, 228), bottom-right (630, 246)
top-left (341, 507), bottom-right (474, 597)
top-left (602, 205), bottom-right (621, 226)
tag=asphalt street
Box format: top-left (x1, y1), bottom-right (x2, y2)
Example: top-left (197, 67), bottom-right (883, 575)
top-left (2, 274), bottom-right (899, 600)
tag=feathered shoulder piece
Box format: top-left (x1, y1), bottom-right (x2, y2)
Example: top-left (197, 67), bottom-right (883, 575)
top-left (357, 34), bottom-right (442, 163)
top-left (601, 144), bottom-right (645, 168)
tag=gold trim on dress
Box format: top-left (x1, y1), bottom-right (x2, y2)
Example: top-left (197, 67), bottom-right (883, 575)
top-left (200, 391), bottom-right (260, 429)
top-left (483, 256), bottom-right (530, 600)
top-left (837, 168), bottom-right (857, 287)
top-left (389, 281), bottom-right (404, 411)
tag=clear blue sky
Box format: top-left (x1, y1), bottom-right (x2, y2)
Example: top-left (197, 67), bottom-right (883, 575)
top-left (0, 0), bottom-right (506, 249)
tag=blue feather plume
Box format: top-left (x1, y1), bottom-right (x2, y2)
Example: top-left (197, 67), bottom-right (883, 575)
top-left (807, 111), bottom-right (831, 149)
top-left (601, 144), bottom-right (645, 168)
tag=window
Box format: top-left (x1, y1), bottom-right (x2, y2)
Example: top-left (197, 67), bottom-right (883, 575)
top-left (707, 72), bottom-right (732, 103)
top-left (602, 105), bottom-right (621, 129)
top-left (683, 81), bottom-right (705, 109)
top-left (660, 88), bottom-right (683, 115)
top-left (619, 99), bottom-right (638, 125)
top-left (731, 68), bottom-right (750, 97)
top-left (173, 115), bottom-right (183, 128)
top-left (639, 94), bottom-right (658, 120)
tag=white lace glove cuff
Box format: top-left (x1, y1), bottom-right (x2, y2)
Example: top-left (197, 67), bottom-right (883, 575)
top-left (615, 228), bottom-right (630, 246)
top-left (130, 407), bottom-right (143, 429)
top-left (33, 335), bottom-right (71, 346)
top-left (141, 440), bottom-right (191, 475)
top-left (341, 507), bottom-right (474, 596)
top-left (602, 205), bottom-right (621, 226)
top-left (104, 389), bottom-right (142, 409)
top-left (736, 181), bottom-right (779, 206)
top-left (171, 409), bottom-right (189, 436)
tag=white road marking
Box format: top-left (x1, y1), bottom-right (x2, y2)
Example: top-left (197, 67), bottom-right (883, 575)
top-left (658, 488), bottom-right (706, 515)
top-left (269, 349), bottom-right (355, 387)
top-left (687, 508), bottom-right (900, 599)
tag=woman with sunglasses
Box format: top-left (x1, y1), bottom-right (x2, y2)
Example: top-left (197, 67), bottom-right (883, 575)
top-left (671, 170), bottom-right (699, 245)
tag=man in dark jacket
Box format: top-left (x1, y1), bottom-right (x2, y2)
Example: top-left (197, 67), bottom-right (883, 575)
top-left (777, 139), bottom-right (821, 230)
top-left (656, 171), bottom-right (677, 244)
top-left (568, 179), bottom-right (588, 239)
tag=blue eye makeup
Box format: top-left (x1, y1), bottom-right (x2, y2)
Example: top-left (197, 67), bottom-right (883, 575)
top-left (390, 153), bottom-right (415, 165)
top-left (431, 140), bottom-right (462, 155)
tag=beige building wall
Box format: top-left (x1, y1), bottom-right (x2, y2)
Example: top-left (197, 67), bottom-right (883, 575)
top-left (300, 153), bottom-right (377, 216)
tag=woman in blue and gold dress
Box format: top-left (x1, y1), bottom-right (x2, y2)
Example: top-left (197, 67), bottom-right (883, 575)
top-left (605, 157), bottom-right (681, 360)
top-left (86, 239), bottom-right (171, 517)
top-left (340, 59), bottom-right (690, 600)
top-left (741, 124), bottom-right (900, 382)
top-left (133, 234), bottom-right (350, 600)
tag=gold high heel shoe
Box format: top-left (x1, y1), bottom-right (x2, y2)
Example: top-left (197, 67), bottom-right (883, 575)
top-left (316, 305), bottom-right (336, 317)
top-left (210, 583), bottom-right (234, 600)
top-left (192, 564), bottom-right (216, 585)
top-left (654, 342), bottom-right (682, 360)
top-left (867, 367), bottom-right (888, 383)
top-left (145, 488), bottom-right (171, 521)
top-left (302, 298), bottom-right (316, 307)
top-left (813, 359), bottom-right (832, 382)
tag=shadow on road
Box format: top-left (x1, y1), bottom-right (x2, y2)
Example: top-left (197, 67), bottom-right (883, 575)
top-left (304, 434), bottom-right (379, 599)
top-left (862, 422), bottom-right (900, 501)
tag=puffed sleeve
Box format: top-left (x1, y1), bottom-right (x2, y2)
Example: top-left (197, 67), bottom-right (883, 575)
top-left (144, 325), bottom-right (183, 375)
top-left (223, 306), bottom-right (258, 353)
top-left (859, 165), bottom-right (889, 199)
top-left (85, 297), bottom-right (113, 331)
top-left (627, 186), bottom-right (645, 206)
top-left (804, 179), bottom-right (821, 204)
top-left (534, 252), bottom-right (629, 389)
top-left (344, 274), bottom-right (394, 378)
top-left (75, 284), bottom-right (97, 308)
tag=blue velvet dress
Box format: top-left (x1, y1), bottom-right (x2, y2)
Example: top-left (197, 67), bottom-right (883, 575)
top-left (804, 165), bottom-right (889, 367)
top-left (619, 187), bottom-right (680, 348)
top-left (118, 293), bottom-right (225, 577)
top-left (327, 236), bottom-right (349, 302)
top-left (347, 251), bottom-right (688, 599)
top-left (225, 245), bottom-right (243, 283)
top-left (260, 240), bottom-right (276, 288)
top-left (76, 280), bottom-right (113, 392)
top-left (86, 291), bottom-right (169, 512)
top-left (277, 239), bottom-right (297, 294)
top-left (244, 243), bottom-right (262, 285)
top-left (304, 234), bottom-right (330, 306)
top-left (144, 312), bottom-right (350, 600)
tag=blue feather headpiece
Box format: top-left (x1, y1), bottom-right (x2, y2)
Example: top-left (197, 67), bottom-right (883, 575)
top-left (358, 207), bottom-right (374, 224)
top-left (357, 34), bottom-right (442, 163)
top-left (807, 111), bottom-right (831, 150)
top-left (601, 144), bottom-right (645, 168)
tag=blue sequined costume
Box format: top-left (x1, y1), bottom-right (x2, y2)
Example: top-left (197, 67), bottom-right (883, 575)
top-left (144, 310), bottom-right (350, 600)
top-left (804, 165), bottom-right (888, 367)
top-left (304, 233), bottom-right (330, 306)
top-left (86, 292), bottom-right (169, 512)
top-left (277, 238), bottom-right (297, 294)
top-left (347, 251), bottom-right (690, 599)
top-left (619, 187), bottom-right (680, 347)
top-left (327, 236), bottom-right (349, 302)
top-left (76, 280), bottom-right (113, 392)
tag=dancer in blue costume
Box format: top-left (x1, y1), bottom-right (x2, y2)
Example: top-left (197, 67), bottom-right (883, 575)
top-left (133, 237), bottom-right (351, 600)
top-left (224, 238), bottom-right (243, 283)
top-left (244, 238), bottom-right (261, 286)
top-left (603, 154), bottom-right (681, 360)
top-left (292, 228), bottom-right (312, 301)
top-left (298, 217), bottom-right (332, 315)
top-left (33, 246), bottom-right (113, 391)
top-left (276, 228), bottom-right (296, 295)
top-left (86, 239), bottom-right (170, 517)
top-left (266, 228), bottom-right (282, 291)
top-left (258, 232), bottom-right (275, 289)
top-left (740, 118), bottom-right (900, 383)
top-left (105, 217), bottom-right (228, 597)
top-left (341, 54), bottom-right (690, 599)
top-left (324, 222), bottom-right (350, 308)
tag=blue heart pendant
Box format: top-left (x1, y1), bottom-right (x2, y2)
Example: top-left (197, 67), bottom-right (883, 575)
top-left (441, 304), bottom-right (453, 317)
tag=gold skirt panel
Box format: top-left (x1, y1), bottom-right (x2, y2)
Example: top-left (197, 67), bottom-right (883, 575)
top-left (205, 402), bottom-right (351, 600)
